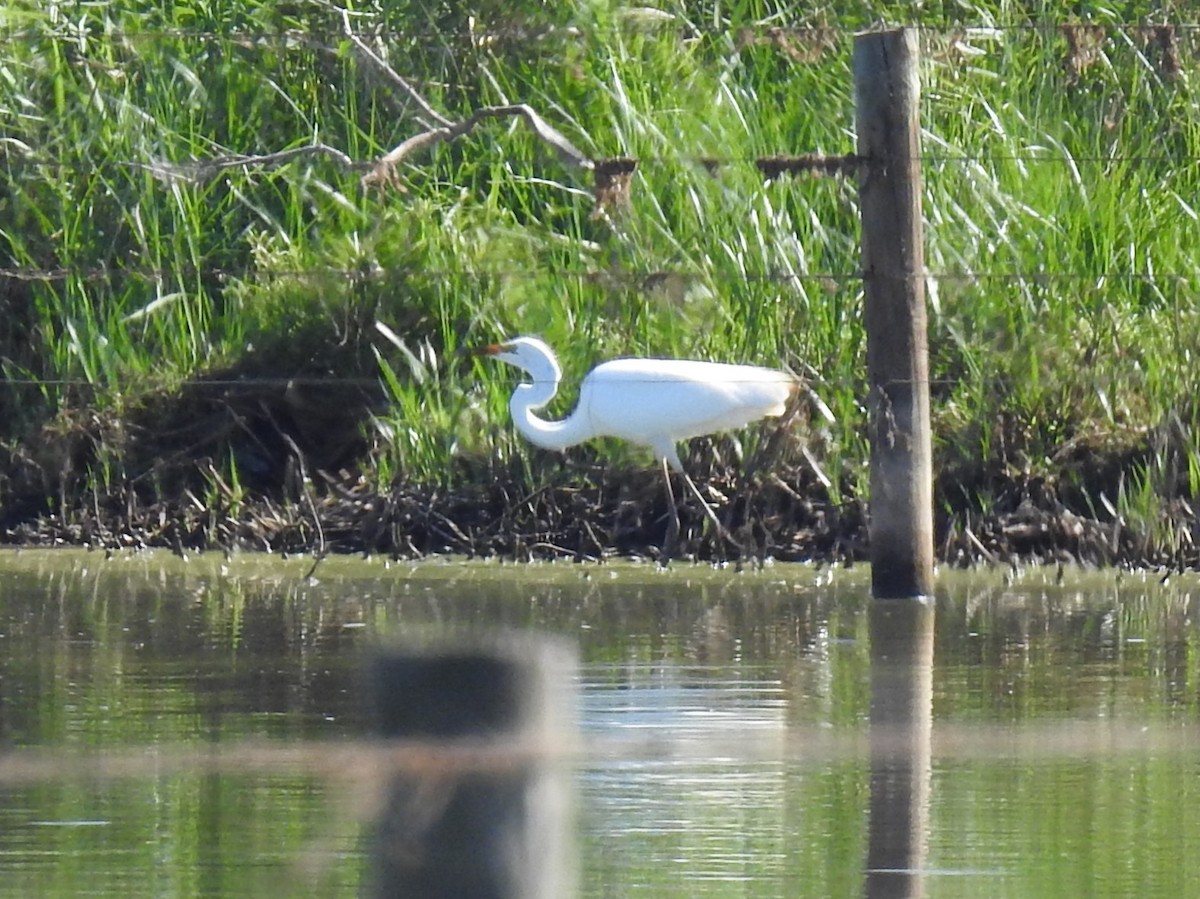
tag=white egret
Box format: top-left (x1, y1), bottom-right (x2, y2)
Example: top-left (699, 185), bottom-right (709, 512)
top-left (477, 335), bottom-right (797, 559)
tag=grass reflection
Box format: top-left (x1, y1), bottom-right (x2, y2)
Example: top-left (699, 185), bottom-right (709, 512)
top-left (0, 552), bottom-right (1198, 896)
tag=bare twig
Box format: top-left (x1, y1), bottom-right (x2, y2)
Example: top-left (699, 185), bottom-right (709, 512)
top-left (273, 421), bottom-right (328, 573)
top-left (963, 525), bottom-right (1000, 565)
top-left (136, 143), bottom-right (359, 184)
top-left (315, 2), bottom-right (591, 188)
top-left (116, 4), bottom-right (590, 191)
top-left (324, 1), bottom-right (453, 128)
top-left (363, 103), bottom-right (593, 188)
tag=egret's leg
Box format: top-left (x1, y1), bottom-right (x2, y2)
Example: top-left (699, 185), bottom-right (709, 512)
top-left (661, 457), bottom-right (680, 565)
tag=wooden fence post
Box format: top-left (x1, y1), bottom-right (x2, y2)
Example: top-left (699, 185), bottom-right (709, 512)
top-left (365, 635), bottom-right (576, 899)
top-left (854, 28), bottom-right (935, 599)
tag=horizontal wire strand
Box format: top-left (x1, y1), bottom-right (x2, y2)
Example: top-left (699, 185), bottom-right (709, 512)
top-left (4, 153), bottom-right (1199, 172)
top-left (0, 375), bottom-right (947, 390)
top-left (0, 22), bottom-right (1198, 43)
top-left (0, 267), bottom-right (1195, 283)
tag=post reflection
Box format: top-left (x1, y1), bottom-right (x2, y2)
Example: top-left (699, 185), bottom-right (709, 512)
top-left (864, 598), bottom-right (935, 899)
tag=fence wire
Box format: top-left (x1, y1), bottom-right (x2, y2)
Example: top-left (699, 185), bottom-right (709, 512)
top-left (0, 21), bottom-right (1198, 44)
top-left (3, 151), bottom-right (1199, 173)
top-left (1, 19), bottom-right (1195, 401)
top-left (0, 266), bottom-right (1196, 284)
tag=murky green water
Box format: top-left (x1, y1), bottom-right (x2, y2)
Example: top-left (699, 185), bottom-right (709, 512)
top-left (0, 550), bottom-right (1197, 897)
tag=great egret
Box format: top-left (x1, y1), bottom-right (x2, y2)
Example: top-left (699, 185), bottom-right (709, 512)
top-left (477, 335), bottom-right (797, 559)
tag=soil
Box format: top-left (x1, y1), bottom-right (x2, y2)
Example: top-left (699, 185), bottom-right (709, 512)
top-left (1, 369), bottom-right (1195, 570)
top-left (2, 451), bottom-right (1196, 572)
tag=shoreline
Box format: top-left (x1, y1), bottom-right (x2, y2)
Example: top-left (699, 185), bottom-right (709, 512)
top-left (3, 464), bottom-right (1193, 571)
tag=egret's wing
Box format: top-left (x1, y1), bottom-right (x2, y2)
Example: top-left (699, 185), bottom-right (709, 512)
top-left (580, 359), bottom-right (796, 448)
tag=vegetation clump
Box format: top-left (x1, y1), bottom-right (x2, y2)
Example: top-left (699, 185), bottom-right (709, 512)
top-left (1, 1), bottom-right (1198, 567)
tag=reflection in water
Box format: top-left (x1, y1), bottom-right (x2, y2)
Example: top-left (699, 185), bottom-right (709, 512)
top-left (0, 555), bottom-right (1199, 897)
top-left (865, 599), bottom-right (934, 899)
top-left (582, 671), bottom-right (791, 889)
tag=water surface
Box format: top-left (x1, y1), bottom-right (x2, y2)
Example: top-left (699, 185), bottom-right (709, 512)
top-left (0, 550), bottom-right (1197, 896)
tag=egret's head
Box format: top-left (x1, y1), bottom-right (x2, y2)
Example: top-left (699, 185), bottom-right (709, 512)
top-left (474, 336), bottom-right (558, 380)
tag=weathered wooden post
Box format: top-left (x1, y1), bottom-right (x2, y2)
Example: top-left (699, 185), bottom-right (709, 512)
top-left (365, 635), bottom-right (576, 899)
top-left (854, 28), bottom-right (935, 599)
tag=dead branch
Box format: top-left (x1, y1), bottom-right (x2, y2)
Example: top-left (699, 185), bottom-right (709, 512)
top-left (317, 2), bottom-right (591, 188)
top-left (136, 143), bottom-right (360, 184)
top-left (363, 103), bottom-right (593, 189)
top-left (129, 3), bottom-right (591, 190)
top-left (326, 1), bottom-right (453, 129)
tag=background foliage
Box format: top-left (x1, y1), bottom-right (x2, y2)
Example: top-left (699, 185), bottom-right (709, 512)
top-left (1, 0), bottom-right (1197, 553)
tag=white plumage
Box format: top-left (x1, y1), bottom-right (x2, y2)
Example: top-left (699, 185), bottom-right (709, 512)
top-left (480, 336), bottom-right (795, 467)
top-left (479, 335), bottom-right (797, 558)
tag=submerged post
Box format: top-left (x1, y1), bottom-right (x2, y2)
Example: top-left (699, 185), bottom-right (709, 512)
top-left (365, 635), bottom-right (576, 899)
top-left (854, 28), bottom-right (935, 599)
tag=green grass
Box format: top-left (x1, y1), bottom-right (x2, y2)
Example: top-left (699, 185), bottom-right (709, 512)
top-left (1, 0), bottom-right (1198, 555)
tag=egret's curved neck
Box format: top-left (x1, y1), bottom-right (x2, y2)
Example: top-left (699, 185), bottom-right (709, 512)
top-left (508, 354), bottom-right (594, 453)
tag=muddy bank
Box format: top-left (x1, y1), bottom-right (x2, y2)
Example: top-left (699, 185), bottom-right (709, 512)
top-left (0, 462), bottom-right (855, 565)
top-left (2, 368), bottom-right (1194, 568)
top-left (3, 459), bottom-right (1196, 571)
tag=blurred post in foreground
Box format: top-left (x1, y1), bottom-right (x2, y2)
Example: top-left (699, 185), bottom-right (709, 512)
top-left (365, 634), bottom-right (577, 899)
